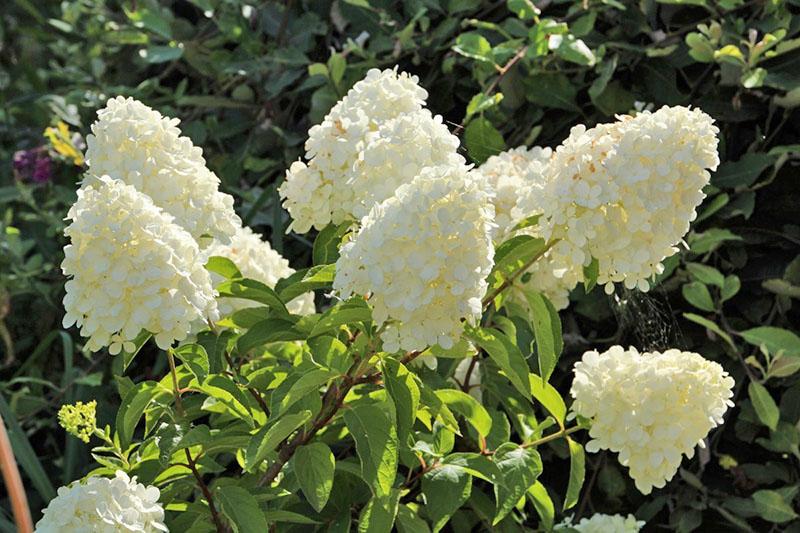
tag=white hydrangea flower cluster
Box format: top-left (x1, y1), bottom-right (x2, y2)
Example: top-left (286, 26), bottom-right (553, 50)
top-left (471, 145), bottom-right (551, 239)
top-left (203, 226), bottom-right (315, 316)
top-left (556, 513), bottom-right (644, 532)
top-left (279, 68), bottom-right (463, 233)
top-left (570, 345), bottom-right (735, 494)
top-left (334, 165), bottom-right (495, 352)
top-left (62, 176), bottom-right (219, 352)
top-left (85, 96), bottom-right (240, 243)
top-left (513, 106), bottom-right (719, 295)
top-left (35, 470), bottom-right (167, 532)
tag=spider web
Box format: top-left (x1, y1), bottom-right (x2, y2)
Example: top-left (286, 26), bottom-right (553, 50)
top-left (611, 286), bottom-right (686, 352)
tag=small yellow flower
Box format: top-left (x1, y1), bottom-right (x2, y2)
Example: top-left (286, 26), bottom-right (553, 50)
top-left (44, 121), bottom-right (84, 166)
top-left (57, 400), bottom-right (97, 443)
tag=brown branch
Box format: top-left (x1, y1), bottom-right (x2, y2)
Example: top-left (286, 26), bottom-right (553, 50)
top-left (460, 356), bottom-right (479, 393)
top-left (185, 449), bottom-right (228, 533)
top-left (258, 349), bottom-right (420, 487)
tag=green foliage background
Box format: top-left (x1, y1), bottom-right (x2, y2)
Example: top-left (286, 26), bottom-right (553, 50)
top-left (1, 0), bottom-right (799, 530)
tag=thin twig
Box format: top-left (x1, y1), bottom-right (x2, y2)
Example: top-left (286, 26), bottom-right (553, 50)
top-left (185, 448), bottom-right (228, 533)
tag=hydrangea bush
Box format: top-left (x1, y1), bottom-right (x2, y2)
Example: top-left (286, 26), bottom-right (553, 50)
top-left (35, 64), bottom-right (741, 532)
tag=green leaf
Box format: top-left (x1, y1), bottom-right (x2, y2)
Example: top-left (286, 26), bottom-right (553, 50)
top-left (216, 279), bottom-right (289, 317)
top-left (465, 327), bottom-right (531, 399)
top-left (749, 382), bottom-right (780, 431)
top-left (312, 223), bottom-right (349, 265)
top-left (686, 263), bottom-right (725, 288)
top-left (507, 0), bottom-right (539, 19)
top-left (524, 291), bottom-right (562, 381)
top-left (200, 375), bottom-right (255, 425)
top-left (396, 505), bottom-right (432, 533)
top-left (494, 443), bottom-right (542, 523)
top-left (525, 73), bottom-right (579, 111)
top-left (465, 93), bottom-right (504, 122)
top-left (344, 402), bottom-right (399, 497)
top-left (688, 228), bottom-right (742, 254)
top-left (141, 44), bottom-right (184, 64)
top-left (205, 256), bottom-right (242, 280)
top-left (116, 381), bottom-right (170, 449)
top-left (245, 410), bottom-right (312, 471)
top-left (358, 489), bottom-right (402, 533)
top-left (441, 453), bottom-right (502, 483)
top-left (422, 465), bottom-right (473, 532)
top-left (172, 344), bottom-right (209, 382)
top-left (277, 264), bottom-right (336, 303)
top-left (464, 117), bottom-right (505, 165)
top-left (435, 389), bottom-right (492, 437)
top-left (237, 318), bottom-right (305, 353)
top-left (552, 34), bottom-right (596, 66)
top-left (527, 481), bottom-right (554, 531)
top-left (453, 32), bottom-right (494, 64)
top-left (263, 510), bottom-right (320, 525)
top-left (293, 442), bottom-right (335, 512)
top-left (713, 153), bottom-right (776, 188)
top-left (216, 485), bottom-right (269, 533)
top-left (197, 330), bottom-right (235, 375)
top-left (383, 359), bottom-right (420, 446)
top-left (308, 299), bottom-right (372, 338)
top-left (564, 437), bottom-right (585, 510)
top-left (328, 53), bottom-right (346, 86)
top-left (529, 375), bottom-right (566, 425)
top-left (721, 275), bottom-right (741, 302)
top-left (752, 489), bottom-right (798, 523)
top-left (682, 281), bottom-right (715, 312)
top-left (121, 330), bottom-right (152, 373)
top-left (683, 313), bottom-right (736, 352)
top-left (492, 235), bottom-right (547, 279)
top-left (583, 257), bottom-right (599, 292)
top-left (276, 369), bottom-right (338, 416)
top-left (741, 327), bottom-right (800, 357)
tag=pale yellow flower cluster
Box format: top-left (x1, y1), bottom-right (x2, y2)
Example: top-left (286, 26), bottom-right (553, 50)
top-left (570, 346), bottom-right (735, 494)
top-left (62, 176), bottom-right (219, 352)
top-left (279, 68), bottom-right (463, 233)
top-left (35, 471), bottom-right (167, 532)
top-left (334, 165), bottom-right (494, 352)
top-left (556, 513), bottom-right (644, 532)
top-left (85, 96), bottom-right (240, 243)
top-left (513, 106), bottom-right (719, 297)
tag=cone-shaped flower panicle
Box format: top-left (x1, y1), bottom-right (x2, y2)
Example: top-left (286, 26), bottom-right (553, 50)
top-left (35, 471), bottom-right (167, 532)
top-left (62, 175), bottom-right (219, 353)
top-left (334, 164), bottom-right (495, 352)
top-left (85, 96), bottom-right (240, 242)
top-left (203, 226), bottom-right (315, 316)
top-left (279, 68), bottom-right (463, 233)
top-left (514, 105), bottom-right (719, 296)
top-left (570, 345), bottom-right (735, 494)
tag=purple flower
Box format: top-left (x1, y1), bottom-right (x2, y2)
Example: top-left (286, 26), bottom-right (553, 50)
top-left (12, 147), bottom-right (53, 184)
